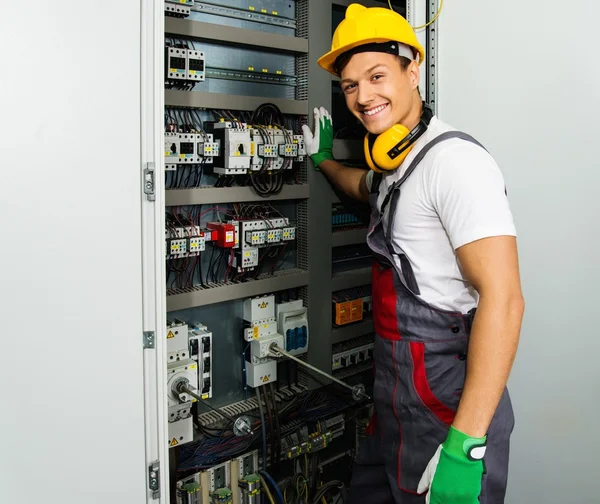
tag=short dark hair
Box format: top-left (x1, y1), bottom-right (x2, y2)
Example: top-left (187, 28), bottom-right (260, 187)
top-left (334, 53), bottom-right (412, 76)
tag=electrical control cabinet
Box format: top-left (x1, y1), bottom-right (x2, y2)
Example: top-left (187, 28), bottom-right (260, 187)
top-left (161, 1), bottom-right (381, 502)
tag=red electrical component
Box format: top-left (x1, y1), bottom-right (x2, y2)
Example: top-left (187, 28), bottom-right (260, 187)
top-left (207, 222), bottom-right (236, 248)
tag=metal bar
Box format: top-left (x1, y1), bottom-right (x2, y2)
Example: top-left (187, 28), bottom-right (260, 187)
top-left (270, 344), bottom-right (370, 400)
top-left (166, 269), bottom-right (309, 310)
top-left (165, 18), bottom-right (307, 53)
top-left (165, 90), bottom-right (308, 115)
top-left (192, 1), bottom-right (296, 29)
top-left (179, 385), bottom-right (253, 435)
top-left (331, 267), bottom-right (372, 291)
top-left (331, 317), bottom-right (374, 344)
top-left (270, 345), bottom-right (354, 392)
top-left (165, 184), bottom-right (309, 206)
top-left (331, 228), bottom-right (368, 247)
top-left (205, 66), bottom-right (297, 86)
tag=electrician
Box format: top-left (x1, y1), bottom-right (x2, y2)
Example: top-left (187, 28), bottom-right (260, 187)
top-left (302, 4), bottom-right (524, 504)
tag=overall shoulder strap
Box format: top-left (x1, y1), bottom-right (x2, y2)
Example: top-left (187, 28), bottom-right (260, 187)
top-left (379, 131), bottom-right (486, 214)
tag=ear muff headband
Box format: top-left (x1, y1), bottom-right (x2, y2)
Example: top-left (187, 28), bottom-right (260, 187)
top-left (364, 103), bottom-right (433, 172)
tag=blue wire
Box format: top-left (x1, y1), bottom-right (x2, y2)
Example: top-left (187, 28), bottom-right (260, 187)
top-left (259, 470), bottom-right (285, 504)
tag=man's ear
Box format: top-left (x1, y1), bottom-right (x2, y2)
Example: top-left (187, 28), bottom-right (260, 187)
top-left (409, 60), bottom-right (420, 91)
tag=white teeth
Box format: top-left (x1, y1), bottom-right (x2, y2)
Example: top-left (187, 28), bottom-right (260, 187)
top-left (363, 104), bottom-right (387, 116)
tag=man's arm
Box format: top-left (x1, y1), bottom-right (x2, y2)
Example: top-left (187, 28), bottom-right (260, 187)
top-left (452, 235), bottom-right (525, 438)
top-left (302, 106), bottom-right (370, 202)
top-left (319, 159), bottom-right (370, 202)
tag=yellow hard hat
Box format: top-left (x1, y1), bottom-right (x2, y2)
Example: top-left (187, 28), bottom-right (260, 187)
top-left (318, 3), bottom-right (425, 76)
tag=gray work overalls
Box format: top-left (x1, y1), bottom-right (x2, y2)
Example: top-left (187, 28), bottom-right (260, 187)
top-left (348, 132), bottom-right (515, 504)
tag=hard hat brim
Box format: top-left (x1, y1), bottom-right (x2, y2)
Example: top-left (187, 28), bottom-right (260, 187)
top-left (318, 37), bottom-right (424, 76)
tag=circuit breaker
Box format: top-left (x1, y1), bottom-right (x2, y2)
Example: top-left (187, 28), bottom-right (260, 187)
top-left (166, 320), bottom-right (213, 449)
top-left (187, 49), bottom-right (205, 81)
top-left (244, 295), bottom-right (281, 387)
top-left (165, 131), bottom-right (179, 171)
top-left (166, 46), bottom-right (187, 83)
top-left (208, 122), bottom-right (252, 174)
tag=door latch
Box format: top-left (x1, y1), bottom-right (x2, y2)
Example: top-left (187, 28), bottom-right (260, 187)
top-left (148, 460), bottom-right (160, 499)
top-left (144, 162), bottom-right (156, 201)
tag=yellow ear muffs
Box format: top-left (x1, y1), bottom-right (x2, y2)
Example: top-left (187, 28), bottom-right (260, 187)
top-left (364, 123), bottom-right (414, 172)
top-left (363, 103), bottom-right (433, 172)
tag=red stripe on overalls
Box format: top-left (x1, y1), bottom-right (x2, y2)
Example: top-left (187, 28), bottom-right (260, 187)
top-left (410, 342), bottom-right (456, 426)
top-left (372, 264), bottom-right (401, 340)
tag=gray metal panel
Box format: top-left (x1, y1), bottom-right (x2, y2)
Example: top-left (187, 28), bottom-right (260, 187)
top-left (331, 317), bottom-right (374, 344)
top-left (331, 228), bottom-right (368, 247)
top-left (304, 0), bottom-right (335, 389)
top-left (333, 139), bottom-right (364, 161)
top-left (426, 0), bottom-right (438, 113)
top-left (165, 18), bottom-right (308, 53)
top-left (165, 184), bottom-right (309, 206)
top-left (331, 267), bottom-right (371, 291)
top-left (166, 269), bottom-right (309, 310)
top-left (165, 89), bottom-right (308, 115)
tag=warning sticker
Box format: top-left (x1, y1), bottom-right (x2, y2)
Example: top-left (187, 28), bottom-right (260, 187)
top-left (170, 438), bottom-right (179, 446)
top-left (262, 376), bottom-right (269, 383)
top-left (167, 331), bottom-right (175, 339)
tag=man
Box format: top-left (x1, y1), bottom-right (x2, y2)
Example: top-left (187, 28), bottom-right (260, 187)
top-left (302, 4), bottom-right (524, 504)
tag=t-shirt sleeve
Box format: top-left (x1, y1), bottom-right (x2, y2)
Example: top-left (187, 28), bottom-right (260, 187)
top-left (365, 170), bottom-right (374, 193)
top-left (428, 142), bottom-right (517, 250)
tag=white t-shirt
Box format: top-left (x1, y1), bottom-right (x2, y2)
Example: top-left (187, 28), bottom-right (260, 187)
top-left (366, 116), bottom-right (516, 312)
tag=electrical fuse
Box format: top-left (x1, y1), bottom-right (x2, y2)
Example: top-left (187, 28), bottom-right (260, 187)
top-left (168, 238), bottom-right (187, 257)
top-left (258, 144), bottom-right (278, 158)
top-left (282, 227), bottom-right (296, 241)
top-left (245, 230), bottom-right (266, 247)
top-left (200, 141), bottom-right (220, 157)
top-left (266, 229), bottom-right (282, 243)
top-left (278, 143), bottom-right (298, 157)
top-left (188, 234), bottom-right (205, 254)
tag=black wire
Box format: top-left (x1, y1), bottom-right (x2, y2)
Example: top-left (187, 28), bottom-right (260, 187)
top-left (255, 387), bottom-right (268, 472)
top-left (264, 386), bottom-right (276, 470)
top-left (269, 383), bottom-right (282, 478)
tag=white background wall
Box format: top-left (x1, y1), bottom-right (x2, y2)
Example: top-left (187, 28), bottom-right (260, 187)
top-left (436, 2), bottom-right (600, 502)
top-left (0, 1), bottom-right (148, 503)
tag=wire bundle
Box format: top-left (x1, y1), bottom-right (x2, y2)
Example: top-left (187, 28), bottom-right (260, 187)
top-left (177, 385), bottom-right (356, 474)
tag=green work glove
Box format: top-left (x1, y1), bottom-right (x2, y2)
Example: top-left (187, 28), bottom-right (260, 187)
top-left (301, 106), bottom-right (334, 169)
top-left (417, 426), bottom-right (487, 504)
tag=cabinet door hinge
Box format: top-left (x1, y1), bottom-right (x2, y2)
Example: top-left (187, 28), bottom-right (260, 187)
top-left (143, 162), bottom-right (156, 201)
top-left (143, 331), bottom-right (156, 349)
top-left (148, 460), bottom-right (160, 499)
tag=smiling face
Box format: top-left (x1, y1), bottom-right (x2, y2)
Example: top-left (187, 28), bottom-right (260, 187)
top-left (339, 52), bottom-right (421, 135)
